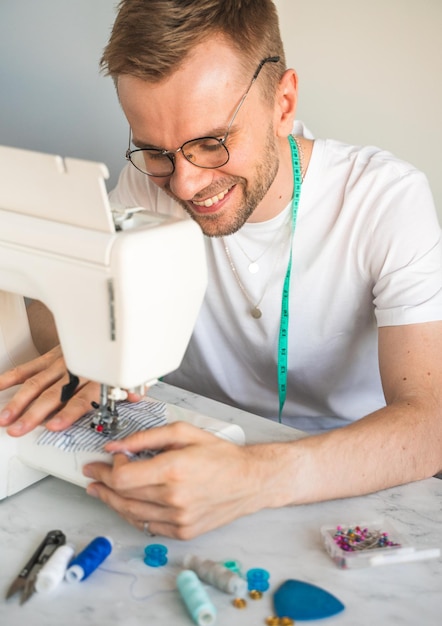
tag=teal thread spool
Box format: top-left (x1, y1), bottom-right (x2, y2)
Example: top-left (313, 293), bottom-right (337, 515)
top-left (176, 570), bottom-right (216, 625)
top-left (222, 559), bottom-right (242, 576)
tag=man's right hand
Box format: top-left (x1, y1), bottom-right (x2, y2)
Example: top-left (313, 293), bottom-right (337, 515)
top-left (0, 345), bottom-right (100, 436)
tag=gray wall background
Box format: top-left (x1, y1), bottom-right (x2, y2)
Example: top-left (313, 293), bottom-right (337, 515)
top-left (1, 0), bottom-right (441, 222)
top-left (276, 0), bottom-right (442, 223)
top-left (0, 0), bottom-right (126, 190)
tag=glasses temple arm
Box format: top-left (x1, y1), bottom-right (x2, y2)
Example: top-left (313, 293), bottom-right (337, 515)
top-left (223, 56), bottom-right (281, 140)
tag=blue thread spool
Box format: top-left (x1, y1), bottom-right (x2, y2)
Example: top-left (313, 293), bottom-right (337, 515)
top-left (176, 570), bottom-right (216, 626)
top-left (65, 536), bottom-right (113, 582)
top-left (144, 543), bottom-right (168, 567)
top-left (246, 567), bottom-right (270, 592)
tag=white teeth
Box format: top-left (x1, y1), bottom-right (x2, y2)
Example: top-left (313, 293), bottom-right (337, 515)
top-left (193, 188), bottom-right (230, 207)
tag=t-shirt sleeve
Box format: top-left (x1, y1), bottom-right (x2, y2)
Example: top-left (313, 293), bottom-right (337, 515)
top-left (368, 170), bottom-right (442, 326)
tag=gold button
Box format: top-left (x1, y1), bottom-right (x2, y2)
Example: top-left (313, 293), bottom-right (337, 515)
top-left (249, 589), bottom-right (263, 600)
top-left (232, 597), bottom-right (247, 609)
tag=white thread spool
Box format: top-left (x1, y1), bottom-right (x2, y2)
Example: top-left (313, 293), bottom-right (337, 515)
top-left (35, 543), bottom-right (76, 593)
top-left (182, 554), bottom-right (247, 597)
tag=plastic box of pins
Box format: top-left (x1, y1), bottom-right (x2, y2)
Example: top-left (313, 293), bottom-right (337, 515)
top-left (321, 519), bottom-right (440, 569)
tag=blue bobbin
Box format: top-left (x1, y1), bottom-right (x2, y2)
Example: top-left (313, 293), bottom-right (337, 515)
top-left (246, 567), bottom-right (270, 592)
top-left (144, 543), bottom-right (168, 567)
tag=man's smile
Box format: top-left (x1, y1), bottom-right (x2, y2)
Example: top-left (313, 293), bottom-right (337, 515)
top-left (192, 185), bottom-right (234, 208)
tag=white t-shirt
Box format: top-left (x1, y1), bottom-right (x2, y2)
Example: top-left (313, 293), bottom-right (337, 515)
top-left (110, 124), bottom-right (442, 433)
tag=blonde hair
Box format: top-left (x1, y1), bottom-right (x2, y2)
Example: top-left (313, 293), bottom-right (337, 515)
top-left (101, 0), bottom-right (286, 100)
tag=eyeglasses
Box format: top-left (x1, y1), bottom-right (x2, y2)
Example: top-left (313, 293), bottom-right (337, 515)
top-left (125, 56), bottom-right (280, 177)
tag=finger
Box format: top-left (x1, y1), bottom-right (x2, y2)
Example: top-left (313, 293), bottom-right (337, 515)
top-left (83, 449), bottom-right (186, 501)
top-left (44, 381), bottom-right (100, 431)
top-left (0, 350), bottom-right (66, 426)
top-left (6, 377), bottom-right (98, 436)
top-left (85, 442), bottom-right (221, 500)
top-left (4, 375), bottom-right (69, 436)
top-left (83, 454), bottom-right (128, 486)
top-left (126, 384), bottom-right (149, 402)
top-left (85, 482), bottom-right (169, 535)
top-left (0, 345), bottom-right (63, 390)
top-left (86, 479), bottom-right (236, 540)
top-left (105, 421), bottom-right (214, 455)
top-left (85, 478), bottom-right (189, 536)
top-left (126, 392), bottom-right (143, 402)
top-left (1, 368), bottom-right (65, 428)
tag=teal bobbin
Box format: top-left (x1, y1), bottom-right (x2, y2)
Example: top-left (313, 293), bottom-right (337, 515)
top-left (246, 567), bottom-right (270, 592)
top-left (144, 543), bottom-right (168, 567)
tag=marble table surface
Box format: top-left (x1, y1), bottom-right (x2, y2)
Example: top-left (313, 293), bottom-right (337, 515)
top-left (1, 382), bottom-right (441, 625)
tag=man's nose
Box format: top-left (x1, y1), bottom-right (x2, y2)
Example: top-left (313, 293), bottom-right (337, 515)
top-left (168, 152), bottom-right (214, 201)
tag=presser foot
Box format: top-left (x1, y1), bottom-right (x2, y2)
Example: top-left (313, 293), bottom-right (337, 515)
top-left (89, 402), bottom-right (120, 436)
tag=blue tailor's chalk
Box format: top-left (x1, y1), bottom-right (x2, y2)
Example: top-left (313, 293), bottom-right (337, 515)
top-left (273, 579), bottom-right (345, 620)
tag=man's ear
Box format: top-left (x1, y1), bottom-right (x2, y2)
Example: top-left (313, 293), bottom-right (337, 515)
top-left (274, 69), bottom-right (298, 137)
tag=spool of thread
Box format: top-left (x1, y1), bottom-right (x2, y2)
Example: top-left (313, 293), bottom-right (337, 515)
top-left (176, 570), bottom-right (217, 626)
top-left (65, 536), bottom-right (113, 583)
top-left (35, 543), bottom-right (76, 593)
top-left (183, 554), bottom-right (247, 597)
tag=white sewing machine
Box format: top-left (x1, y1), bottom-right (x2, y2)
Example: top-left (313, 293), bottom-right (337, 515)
top-left (0, 145), bottom-right (244, 499)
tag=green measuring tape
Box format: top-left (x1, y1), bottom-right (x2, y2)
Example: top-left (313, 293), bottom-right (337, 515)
top-left (277, 134), bottom-right (302, 421)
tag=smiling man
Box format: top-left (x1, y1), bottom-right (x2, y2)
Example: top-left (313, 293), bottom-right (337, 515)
top-left (119, 48), bottom-right (291, 237)
top-left (0, 0), bottom-right (441, 539)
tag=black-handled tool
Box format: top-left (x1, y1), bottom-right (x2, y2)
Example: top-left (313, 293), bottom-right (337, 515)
top-left (5, 529), bottom-right (66, 604)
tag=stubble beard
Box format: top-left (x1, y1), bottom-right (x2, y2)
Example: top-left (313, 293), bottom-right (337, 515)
top-left (164, 126), bottom-right (280, 237)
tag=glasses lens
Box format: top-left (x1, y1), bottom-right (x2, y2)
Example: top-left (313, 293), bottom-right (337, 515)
top-left (182, 137), bottom-right (229, 169)
top-left (129, 149), bottom-right (174, 177)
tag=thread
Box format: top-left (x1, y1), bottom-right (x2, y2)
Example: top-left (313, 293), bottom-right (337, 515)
top-left (35, 544), bottom-right (76, 593)
top-left (183, 554), bottom-right (247, 597)
top-left (65, 536), bottom-right (113, 582)
top-left (176, 570), bottom-right (217, 626)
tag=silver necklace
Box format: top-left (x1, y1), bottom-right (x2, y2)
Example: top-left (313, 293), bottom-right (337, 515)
top-left (222, 136), bottom-right (304, 319)
top-left (223, 231), bottom-right (289, 318)
top-left (231, 223), bottom-right (287, 274)
top-left (295, 136), bottom-right (305, 181)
